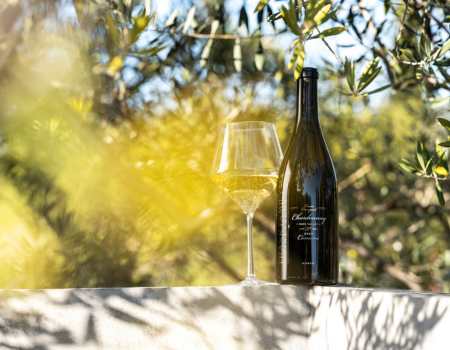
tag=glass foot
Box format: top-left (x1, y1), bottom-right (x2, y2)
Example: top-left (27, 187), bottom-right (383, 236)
top-left (226, 276), bottom-right (277, 286)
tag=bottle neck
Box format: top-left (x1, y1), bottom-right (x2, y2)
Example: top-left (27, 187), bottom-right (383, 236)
top-left (295, 77), bottom-right (319, 127)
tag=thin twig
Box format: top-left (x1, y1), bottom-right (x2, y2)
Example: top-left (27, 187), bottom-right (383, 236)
top-left (125, 0), bottom-right (132, 24)
top-left (340, 238), bottom-right (423, 290)
top-left (338, 163), bottom-right (372, 193)
top-left (389, 50), bottom-right (426, 65)
top-left (426, 11), bottom-right (450, 35)
top-left (149, 28), bottom-right (287, 40)
top-left (316, 27), bottom-right (344, 66)
top-left (394, 59), bottom-right (425, 66)
top-left (250, 19), bottom-right (264, 38)
top-left (376, 40), bottom-right (396, 83)
top-left (415, 1), bottom-right (448, 8)
top-left (422, 1), bottom-right (427, 33)
top-left (403, 23), bottom-right (420, 35)
top-left (392, 76), bottom-right (416, 90)
top-left (301, 0), bottom-right (344, 66)
top-left (419, 1), bottom-right (438, 46)
top-left (416, 172), bottom-right (450, 180)
top-left (421, 77), bottom-right (450, 92)
top-left (394, 0), bottom-right (410, 50)
top-left (435, 83), bottom-right (450, 92)
top-left (300, 0), bottom-right (307, 11)
top-left (357, 0), bottom-right (377, 35)
top-left (355, 0), bottom-right (396, 82)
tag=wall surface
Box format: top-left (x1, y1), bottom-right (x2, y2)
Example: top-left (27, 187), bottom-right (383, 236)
top-left (0, 285), bottom-right (449, 349)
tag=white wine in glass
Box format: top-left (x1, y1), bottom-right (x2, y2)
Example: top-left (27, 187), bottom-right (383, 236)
top-left (211, 174), bottom-right (278, 215)
top-left (211, 121), bottom-right (283, 286)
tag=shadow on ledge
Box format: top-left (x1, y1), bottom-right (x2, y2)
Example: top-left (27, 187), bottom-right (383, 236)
top-left (0, 286), bottom-right (448, 349)
top-left (308, 286), bottom-right (449, 350)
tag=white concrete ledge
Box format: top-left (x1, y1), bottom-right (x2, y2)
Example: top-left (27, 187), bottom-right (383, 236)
top-left (0, 285), bottom-right (449, 349)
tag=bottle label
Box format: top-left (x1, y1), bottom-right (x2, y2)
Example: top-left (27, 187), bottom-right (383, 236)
top-left (291, 204), bottom-right (327, 240)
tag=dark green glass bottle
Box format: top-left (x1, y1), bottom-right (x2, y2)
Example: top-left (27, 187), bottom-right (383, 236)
top-left (276, 67), bottom-right (339, 285)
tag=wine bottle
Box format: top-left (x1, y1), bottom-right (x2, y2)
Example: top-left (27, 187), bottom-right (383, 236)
top-left (276, 67), bottom-right (339, 285)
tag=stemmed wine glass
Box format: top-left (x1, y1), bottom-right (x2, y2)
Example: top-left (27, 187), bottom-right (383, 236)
top-left (211, 121), bottom-right (283, 286)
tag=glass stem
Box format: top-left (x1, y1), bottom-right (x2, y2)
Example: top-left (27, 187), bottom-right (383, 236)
top-left (246, 213), bottom-right (255, 278)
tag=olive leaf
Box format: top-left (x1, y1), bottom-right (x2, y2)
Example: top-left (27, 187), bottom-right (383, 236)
top-left (234, 38), bottom-right (242, 72)
top-left (73, 0), bottom-right (84, 22)
top-left (438, 118), bottom-right (450, 132)
top-left (294, 46), bottom-right (306, 80)
top-left (399, 49), bottom-right (417, 62)
top-left (286, 41), bottom-right (305, 80)
top-left (267, 11), bottom-right (282, 22)
top-left (288, 41), bottom-right (301, 71)
top-left (344, 57), bottom-right (355, 94)
top-left (106, 12), bottom-right (121, 46)
top-left (133, 46), bottom-right (166, 56)
top-left (309, 27), bottom-right (347, 40)
top-left (434, 59), bottom-right (450, 67)
top-left (145, 0), bottom-right (151, 17)
top-left (254, 0), bottom-right (269, 13)
top-left (290, 38), bottom-right (301, 52)
top-left (239, 6), bottom-right (249, 29)
top-left (428, 66), bottom-right (436, 78)
top-left (416, 66), bottom-right (424, 80)
top-left (183, 6), bottom-right (196, 34)
top-left (341, 57), bottom-right (390, 97)
top-left (334, 87), bottom-right (353, 95)
top-left (266, 5), bottom-right (276, 29)
top-left (420, 33), bottom-right (431, 57)
top-left (280, 4), bottom-right (301, 35)
top-left (257, 7), bottom-right (264, 25)
top-left (358, 84), bottom-right (393, 96)
top-left (436, 180), bottom-right (445, 207)
top-left (200, 20), bottom-right (219, 67)
top-left (399, 159), bottom-right (423, 175)
top-left (107, 56), bottom-right (123, 76)
top-left (435, 142), bottom-right (449, 176)
top-left (163, 8), bottom-right (178, 28)
top-left (288, 0), bottom-right (301, 25)
top-left (415, 42), bottom-right (425, 59)
top-left (384, 0), bottom-right (391, 14)
top-left (305, 0), bottom-right (327, 22)
top-left (255, 41), bottom-right (264, 71)
top-left (128, 14), bottom-right (151, 48)
top-left (314, 6), bottom-right (341, 27)
top-left (437, 38), bottom-right (450, 59)
top-left (358, 58), bottom-right (381, 92)
top-left (423, 142), bottom-right (432, 174)
top-left (313, 4), bottom-right (331, 25)
top-left (429, 97), bottom-right (450, 109)
top-left (438, 67), bottom-right (450, 82)
top-left (416, 141), bottom-right (431, 172)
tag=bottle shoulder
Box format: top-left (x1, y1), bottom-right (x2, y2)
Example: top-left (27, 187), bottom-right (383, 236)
top-left (282, 135), bottom-right (335, 175)
top-left (279, 160), bottom-right (337, 184)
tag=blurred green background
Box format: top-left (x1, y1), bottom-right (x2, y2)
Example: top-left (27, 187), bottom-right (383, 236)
top-left (0, 0), bottom-right (449, 292)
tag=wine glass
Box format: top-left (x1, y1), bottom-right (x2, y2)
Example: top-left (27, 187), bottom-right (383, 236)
top-left (211, 121), bottom-right (283, 286)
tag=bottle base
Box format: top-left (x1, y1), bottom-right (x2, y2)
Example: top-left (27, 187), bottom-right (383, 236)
top-left (276, 279), bottom-right (338, 286)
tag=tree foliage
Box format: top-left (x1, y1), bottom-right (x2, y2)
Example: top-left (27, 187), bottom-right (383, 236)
top-left (0, 0), bottom-right (449, 292)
